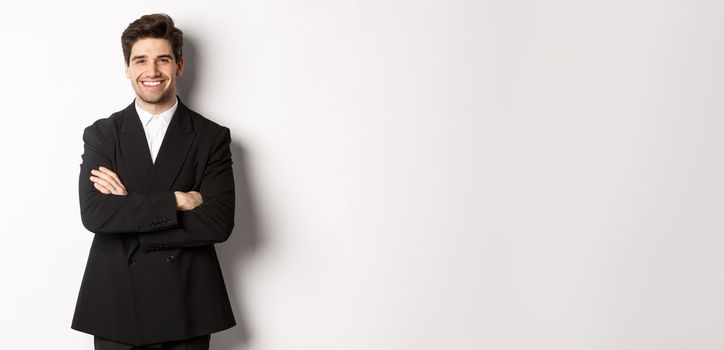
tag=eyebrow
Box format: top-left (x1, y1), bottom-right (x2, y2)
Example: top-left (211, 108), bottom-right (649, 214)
top-left (131, 54), bottom-right (174, 61)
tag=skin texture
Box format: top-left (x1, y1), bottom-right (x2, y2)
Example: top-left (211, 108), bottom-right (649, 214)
top-left (89, 37), bottom-right (201, 211)
top-left (125, 37), bottom-right (185, 115)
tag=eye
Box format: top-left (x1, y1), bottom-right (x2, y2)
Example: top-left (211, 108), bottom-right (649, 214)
top-left (134, 59), bottom-right (145, 64)
top-left (159, 58), bottom-right (170, 63)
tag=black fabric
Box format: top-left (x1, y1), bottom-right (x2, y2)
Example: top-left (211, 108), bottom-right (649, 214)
top-left (72, 99), bottom-right (236, 345)
top-left (94, 334), bottom-right (211, 350)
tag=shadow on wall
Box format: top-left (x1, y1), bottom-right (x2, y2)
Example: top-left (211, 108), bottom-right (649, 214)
top-left (179, 35), bottom-right (264, 350)
top-left (177, 34), bottom-right (199, 107)
top-left (215, 141), bottom-right (262, 350)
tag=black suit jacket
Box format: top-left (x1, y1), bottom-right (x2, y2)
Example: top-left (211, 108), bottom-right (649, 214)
top-left (71, 99), bottom-right (236, 346)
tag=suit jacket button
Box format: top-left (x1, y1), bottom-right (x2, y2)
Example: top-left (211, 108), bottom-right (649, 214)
top-left (128, 258), bottom-right (136, 266)
top-left (166, 255), bottom-right (175, 263)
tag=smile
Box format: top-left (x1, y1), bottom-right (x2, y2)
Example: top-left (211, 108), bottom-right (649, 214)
top-left (142, 81), bottom-right (163, 87)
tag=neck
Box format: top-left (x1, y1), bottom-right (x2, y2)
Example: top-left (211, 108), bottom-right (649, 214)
top-left (136, 95), bottom-right (177, 115)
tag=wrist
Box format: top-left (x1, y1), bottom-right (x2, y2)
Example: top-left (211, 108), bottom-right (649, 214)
top-left (174, 191), bottom-right (185, 210)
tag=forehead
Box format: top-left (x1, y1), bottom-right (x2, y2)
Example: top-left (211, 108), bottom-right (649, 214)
top-left (130, 37), bottom-right (174, 57)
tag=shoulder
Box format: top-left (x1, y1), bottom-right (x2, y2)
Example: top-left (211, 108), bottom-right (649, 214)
top-left (184, 106), bottom-right (232, 143)
top-left (187, 108), bottom-right (226, 132)
top-left (82, 107), bottom-right (128, 145)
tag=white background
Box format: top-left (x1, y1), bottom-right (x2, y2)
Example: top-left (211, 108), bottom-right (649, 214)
top-left (0, 1), bottom-right (722, 349)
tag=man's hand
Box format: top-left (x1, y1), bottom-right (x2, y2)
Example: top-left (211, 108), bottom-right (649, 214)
top-left (174, 191), bottom-right (203, 211)
top-left (90, 166), bottom-right (128, 195)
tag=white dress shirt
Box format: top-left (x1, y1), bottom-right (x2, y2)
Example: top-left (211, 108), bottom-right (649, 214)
top-left (135, 99), bottom-right (178, 163)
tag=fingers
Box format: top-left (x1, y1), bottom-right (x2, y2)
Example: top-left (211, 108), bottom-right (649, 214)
top-left (173, 191), bottom-right (204, 211)
top-left (94, 167), bottom-right (126, 192)
top-left (97, 167), bottom-right (127, 193)
top-left (90, 167), bottom-right (128, 195)
top-left (174, 191), bottom-right (192, 211)
top-left (90, 175), bottom-right (122, 195)
top-left (90, 172), bottom-right (121, 193)
top-left (93, 182), bottom-right (112, 194)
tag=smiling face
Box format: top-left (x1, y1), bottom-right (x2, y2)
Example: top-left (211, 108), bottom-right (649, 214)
top-left (125, 37), bottom-right (184, 114)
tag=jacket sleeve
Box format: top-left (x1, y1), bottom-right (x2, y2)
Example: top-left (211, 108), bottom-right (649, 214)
top-left (79, 123), bottom-right (179, 234)
top-left (138, 127), bottom-right (235, 251)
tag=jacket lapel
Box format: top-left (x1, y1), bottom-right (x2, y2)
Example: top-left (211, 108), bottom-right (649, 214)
top-left (119, 99), bottom-right (196, 261)
top-left (118, 102), bottom-right (154, 262)
top-left (143, 100), bottom-right (197, 193)
top-left (118, 103), bottom-right (154, 193)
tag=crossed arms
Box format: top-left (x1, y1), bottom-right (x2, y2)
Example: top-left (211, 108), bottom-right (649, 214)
top-left (79, 124), bottom-right (235, 251)
top-left (90, 166), bottom-right (203, 211)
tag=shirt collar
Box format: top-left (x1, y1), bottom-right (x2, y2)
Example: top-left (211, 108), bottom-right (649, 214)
top-left (135, 98), bottom-right (179, 127)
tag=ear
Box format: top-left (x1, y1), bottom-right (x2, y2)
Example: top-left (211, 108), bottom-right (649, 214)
top-left (176, 56), bottom-right (185, 77)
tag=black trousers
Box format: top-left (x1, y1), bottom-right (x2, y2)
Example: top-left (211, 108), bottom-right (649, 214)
top-left (93, 334), bottom-right (211, 350)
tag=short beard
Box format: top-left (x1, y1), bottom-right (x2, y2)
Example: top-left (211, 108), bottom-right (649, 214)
top-left (136, 87), bottom-right (175, 106)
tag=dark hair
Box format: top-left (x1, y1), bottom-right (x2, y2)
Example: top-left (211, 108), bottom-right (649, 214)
top-left (121, 13), bottom-right (183, 66)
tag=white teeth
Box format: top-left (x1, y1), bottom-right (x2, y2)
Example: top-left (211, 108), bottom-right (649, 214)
top-left (143, 81), bottom-right (161, 86)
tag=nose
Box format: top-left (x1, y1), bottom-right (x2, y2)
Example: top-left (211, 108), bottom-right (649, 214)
top-left (148, 61), bottom-right (161, 77)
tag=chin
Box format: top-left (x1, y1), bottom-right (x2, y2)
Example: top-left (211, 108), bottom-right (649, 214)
top-left (137, 91), bottom-right (173, 105)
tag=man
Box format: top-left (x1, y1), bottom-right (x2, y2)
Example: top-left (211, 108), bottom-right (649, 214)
top-left (71, 14), bottom-right (236, 350)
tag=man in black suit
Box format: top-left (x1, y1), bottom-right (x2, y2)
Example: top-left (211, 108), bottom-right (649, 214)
top-left (71, 14), bottom-right (236, 349)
